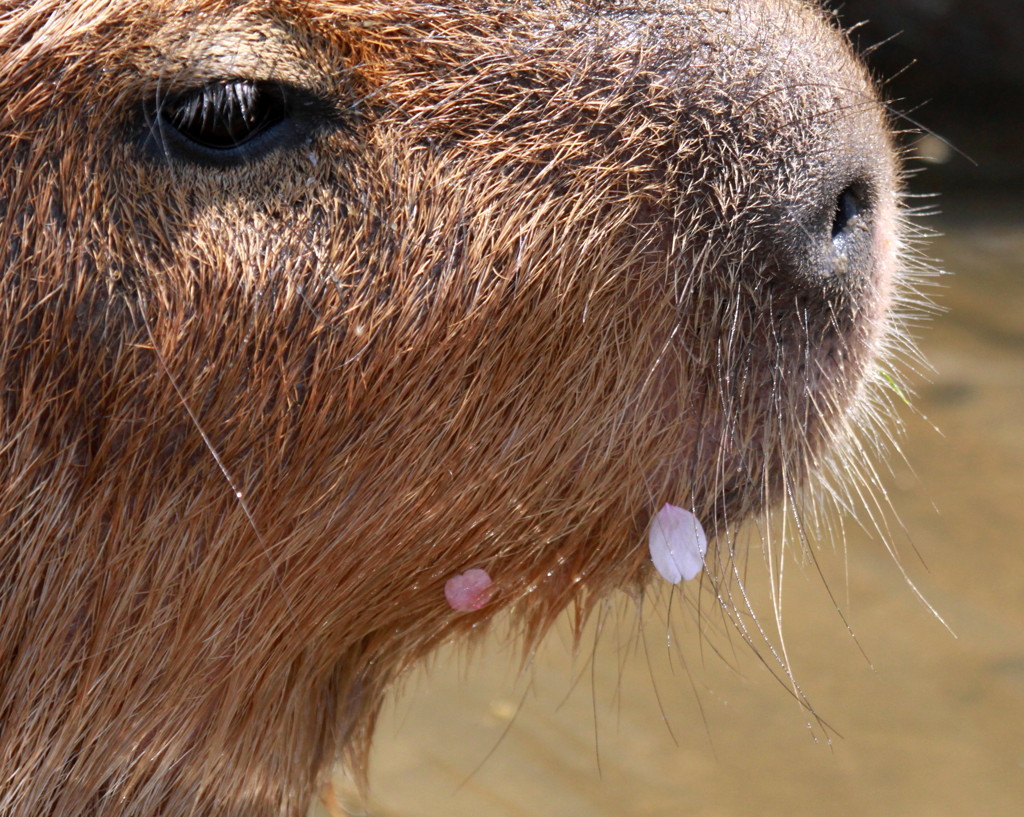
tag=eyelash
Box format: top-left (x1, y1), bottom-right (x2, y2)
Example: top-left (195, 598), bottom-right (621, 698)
top-left (142, 79), bottom-right (341, 168)
top-left (160, 81), bottom-right (289, 150)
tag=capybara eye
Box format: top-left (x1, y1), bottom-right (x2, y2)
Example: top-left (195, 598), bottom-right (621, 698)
top-left (162, 81), bottom-right (286, 150)
top-left (145, 79), bottom-right (330, 167)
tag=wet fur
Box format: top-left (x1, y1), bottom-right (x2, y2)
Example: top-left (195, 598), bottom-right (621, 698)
top-left (0, 2), bottom-right (922, 815)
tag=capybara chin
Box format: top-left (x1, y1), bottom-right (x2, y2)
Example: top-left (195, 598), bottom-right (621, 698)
top-left (0, 1), bottom-right (916, 815)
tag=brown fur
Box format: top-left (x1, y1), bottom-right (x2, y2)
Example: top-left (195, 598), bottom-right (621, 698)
top-left (0, 1), bottom-right (919, 815)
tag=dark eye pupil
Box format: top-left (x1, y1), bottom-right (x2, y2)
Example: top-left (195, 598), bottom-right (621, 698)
top-left (831, 185), bottom-right (863, 240)
top-left (161, 81), bottom-right (287, 150)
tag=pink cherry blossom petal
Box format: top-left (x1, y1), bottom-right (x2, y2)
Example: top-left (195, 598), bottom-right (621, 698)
top-left (648, 503), bottom-right (707, 584)
top-left (444, 568), bottom-right (494, 611)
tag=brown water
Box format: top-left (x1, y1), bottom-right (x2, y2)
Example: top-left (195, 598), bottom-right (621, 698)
top-left (313, 196), bottom-right (1024, 817)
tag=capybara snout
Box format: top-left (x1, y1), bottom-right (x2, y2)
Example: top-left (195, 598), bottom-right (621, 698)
top-left (0, 2), bottom-right (907, 815)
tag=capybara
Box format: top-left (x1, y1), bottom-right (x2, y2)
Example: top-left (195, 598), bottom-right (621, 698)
top-left (0, 1), bottom-right (916, 815)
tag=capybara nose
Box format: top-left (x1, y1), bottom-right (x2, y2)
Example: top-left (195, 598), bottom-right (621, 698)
top-left (732, 129), bottom-right (894, 307)
top-left (654, 5), bottom-right (898, 321)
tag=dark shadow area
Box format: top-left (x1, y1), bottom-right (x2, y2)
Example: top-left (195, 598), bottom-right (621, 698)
top-left (832, 0), bottom-right (1024, 193)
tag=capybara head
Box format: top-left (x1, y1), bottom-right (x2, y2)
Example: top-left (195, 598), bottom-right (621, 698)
top-left (0, 1), bottom-right (915, 815)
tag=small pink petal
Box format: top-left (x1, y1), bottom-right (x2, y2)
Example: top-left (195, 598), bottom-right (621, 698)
top-left (649, 503), bottom-right (707, 584)
top-left (444, 568), bottom-right (494, 611)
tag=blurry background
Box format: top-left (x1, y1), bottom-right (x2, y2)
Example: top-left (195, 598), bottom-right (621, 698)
top-left (316, 3), bottom-right (1024, 814)
top-left (836, 0), bottom-right (1024, 188)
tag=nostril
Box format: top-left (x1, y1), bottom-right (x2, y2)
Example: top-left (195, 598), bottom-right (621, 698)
top-left (768, 176), bottom-right (879, 294)
top-left (831, 183), bottom-right (866, 245)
